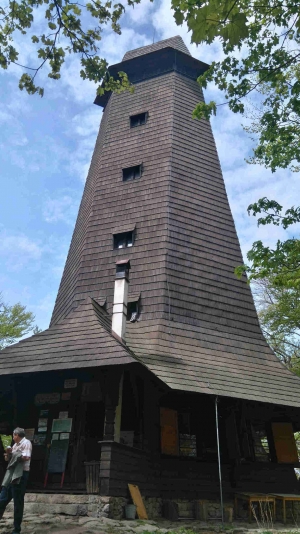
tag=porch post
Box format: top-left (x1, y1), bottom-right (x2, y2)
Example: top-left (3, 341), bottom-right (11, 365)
top-left (103, 368), bottom-right (123, 441)
top-left (215, 396), bottom-right (224, 523)
top-left (100, 368), bottom-right (123, 495)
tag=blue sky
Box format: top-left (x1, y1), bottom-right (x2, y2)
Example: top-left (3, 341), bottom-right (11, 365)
top-left (0, 0), bottom-right (299, 332)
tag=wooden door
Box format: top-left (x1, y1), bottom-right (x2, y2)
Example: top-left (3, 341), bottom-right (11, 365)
top-left (160, 407), bottom-right (179, 455)
top-left (272, 422), bottom-right (298, 463)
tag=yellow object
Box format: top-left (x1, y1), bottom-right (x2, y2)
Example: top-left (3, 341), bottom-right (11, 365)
top-left (272, 423), bottom-right (298, 463)
top-left (128, 484), bottom-right (148, 519)
top-left (160, 407), bottom-right (179, 456)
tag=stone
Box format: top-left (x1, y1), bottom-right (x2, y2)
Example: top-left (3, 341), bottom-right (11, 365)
top-left (134, 524), bottom-right (159, 533)
top-left (78, 505), bottom-right (88, 516)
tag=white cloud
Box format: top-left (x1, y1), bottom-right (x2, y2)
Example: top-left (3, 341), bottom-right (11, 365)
top-left (43, 190), bottom-right (80, 226)
top-left (31, 292), bottom-right (57, 330)
top-left (126, 0), bottom-right (156, 24)
top-left (71, 107), bottom-right (100, 137)
top-left (0, 231), bottom-right (43, 271)
top-left (64, 107), bottom-right (102, 182)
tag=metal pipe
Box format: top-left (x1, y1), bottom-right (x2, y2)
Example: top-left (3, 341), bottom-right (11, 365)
top-left (215, 396), bottom-right (224, 523)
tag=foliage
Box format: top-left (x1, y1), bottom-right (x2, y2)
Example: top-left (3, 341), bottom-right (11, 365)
top-left (171, 0), bottom-right (300, 173)
top-left (235, 198), bottom-right (300, 286)
top-left (0, 293), bottom-right (40, 349)
top-left (252, 278), bottom-right (300, 374)
top-left (0, 0), bottom-right (138, 95)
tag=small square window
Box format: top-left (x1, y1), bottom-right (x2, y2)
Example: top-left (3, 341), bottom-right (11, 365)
top-left (130, 112), bottom-right (148, 128)
top-left (127, 301), bottom-right (139, 322)
top-left (122, 165), bottom-right (142, 182)
top-left (114, 231), bottom-right (134, 249)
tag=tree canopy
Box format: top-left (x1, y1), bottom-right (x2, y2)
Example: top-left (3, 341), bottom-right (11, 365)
top-left (0, 294), bottom-right (40, 349)
top-left (173, 0), bottom-right (300, 174)
top-left (235, 198), bottom-right (300, 286)
top-left (253, 278), bottom-right (300, 375)
top-left (0, 0), bottom-right (136, 96)
top-left (172, 0), bottom-right (300, 286)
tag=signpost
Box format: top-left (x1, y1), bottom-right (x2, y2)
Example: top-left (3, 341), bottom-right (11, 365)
top-left (44, 439), bottom-right (69, 488)
top-left (44, 418), bottom-right (73, 488)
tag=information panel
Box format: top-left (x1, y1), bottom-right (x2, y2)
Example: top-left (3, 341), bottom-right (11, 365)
top-left (47, 439), bottom-right (69, 473)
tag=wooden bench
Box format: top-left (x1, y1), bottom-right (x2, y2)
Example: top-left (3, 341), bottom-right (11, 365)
top-left (234, 492), bottom-right (276, 521)
top-left (271, 494), bottom-right (300, 524)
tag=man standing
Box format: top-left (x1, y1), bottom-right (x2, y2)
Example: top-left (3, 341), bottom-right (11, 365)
top-left (0, 428), bottom-right (32, 534)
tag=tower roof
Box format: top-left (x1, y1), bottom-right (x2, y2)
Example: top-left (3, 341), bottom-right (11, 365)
top-left (123, 35), bottom-right (191, 60)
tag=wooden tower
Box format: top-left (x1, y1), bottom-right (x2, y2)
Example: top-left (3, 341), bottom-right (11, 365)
top-left (49, 36), bottom-right (300, 407)
top-left (1, 35), bottom-right (300, 502)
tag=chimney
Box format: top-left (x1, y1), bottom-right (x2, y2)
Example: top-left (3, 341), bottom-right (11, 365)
top-left (112, 259), bottom-right (131, 340)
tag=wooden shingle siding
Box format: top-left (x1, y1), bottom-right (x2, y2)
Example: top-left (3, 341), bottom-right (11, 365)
top-left (0, 298), bottom-right (136, 374)
top-left (99, 442), bottom-right (298, 499)
top-left (2, 36), bottom-right (300, 408)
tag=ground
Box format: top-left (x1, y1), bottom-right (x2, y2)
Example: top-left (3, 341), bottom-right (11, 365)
top-left (1, 513), bottom-right (300, 534)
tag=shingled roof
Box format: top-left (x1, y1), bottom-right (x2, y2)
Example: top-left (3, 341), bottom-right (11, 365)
top-left (123, 35), bottom-right (191, 60)
top-left (0, 298), bottom-right (136, 374)
top-left (2, 36), bottom-right (300, 408)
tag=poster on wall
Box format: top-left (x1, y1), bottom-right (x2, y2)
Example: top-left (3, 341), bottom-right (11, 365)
top-left (38, 418), bottom-right (48, 432)
top-left (61, 392), bottom-right (71, 401)
top-left (51, 418), bottom-right (72, 433)
top-left (64, 379), bottom-right (77, 389)
top-left (51, 434), bottom-right (59, 441)
top-left (58, 412), bottom-right (68, 419)
top-left (60, 433), bottom-right (70, 440)
top-left (33, 435), bottom-right (46, 446)
top-left (40, 409), bottom-right (49, 417)
top-left (24, 429), bottom-right (35, 441)
top-left (34, 393), bottom-right (60, 406)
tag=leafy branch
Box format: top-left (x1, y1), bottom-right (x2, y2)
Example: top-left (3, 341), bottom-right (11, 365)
top-left (0, 0), bottom-right (139, 95)
top-left (235, 198), bottom-right (300, 287)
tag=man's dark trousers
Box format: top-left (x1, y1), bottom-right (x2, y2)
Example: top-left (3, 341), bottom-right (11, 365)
top-left (0, 471), bottom-right (29, 533)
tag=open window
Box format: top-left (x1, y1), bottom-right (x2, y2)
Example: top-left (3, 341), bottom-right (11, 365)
top-left (178, 411), bottom-right (197, 457)
top-left (114, 231), bottom-right (134, 249)
top-left (127, 293), bottom-right (140, 323)
top-left (122, 164), bottom-right (142, 182)
top-left (251, 423), bottom-right (271, 462)
top-left (160, 407), bottom-right (197, 457)
top-left (130, 112), bottom-right (148, 128)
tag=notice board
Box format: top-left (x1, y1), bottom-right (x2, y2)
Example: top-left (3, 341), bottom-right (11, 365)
top-left (51, 418), bottom-right (72, 433)
top-left (47, 439), bottom-right (69, 473)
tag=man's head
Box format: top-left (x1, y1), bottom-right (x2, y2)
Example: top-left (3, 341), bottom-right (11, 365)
top-left (13, 428), bottom-right (25, 444)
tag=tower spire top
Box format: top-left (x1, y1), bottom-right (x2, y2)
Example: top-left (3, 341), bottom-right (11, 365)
top-left (123, 35), bottom-right (191, 61)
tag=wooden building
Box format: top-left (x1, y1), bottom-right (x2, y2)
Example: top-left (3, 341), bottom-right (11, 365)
top-left (1, 36), bottom-right (300, 511)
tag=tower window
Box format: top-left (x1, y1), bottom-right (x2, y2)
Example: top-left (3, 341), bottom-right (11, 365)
top-left (114, 231), bottom-right (134, 249)
top-left (130, 112), bottom-right (148, 128)
top-left (127, 292), bottom-right (141, 322)
top-left (127, 301), bottom-right (139, 322)
top-left (122, 165), bottom-right (142, 182)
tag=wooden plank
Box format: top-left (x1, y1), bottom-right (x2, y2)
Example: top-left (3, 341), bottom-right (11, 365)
top-left (160, 407), bottom-right (179, 456)
top-left (272, 423), bottom-right (299, 463)
top-left (128, 484), bottom-right (148, 519)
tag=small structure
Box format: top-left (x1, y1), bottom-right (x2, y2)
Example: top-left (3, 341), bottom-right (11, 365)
top-left (1, 36), bottom-right (300, 518)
